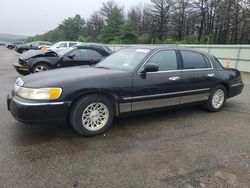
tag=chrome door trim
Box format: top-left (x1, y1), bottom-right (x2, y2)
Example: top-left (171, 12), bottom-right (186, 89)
top-left (123, 88), bottom-right (210, 101)
top-left (119, 103), bottom-right (131, 113)
top-left (120, 93), bottom-right (210, 113)
top-left (231, 83), bottom-right (244, 87)
top-left (132, 97), bottom-right (180, 111)
top-left (181, 93), bottom-right (209, 104)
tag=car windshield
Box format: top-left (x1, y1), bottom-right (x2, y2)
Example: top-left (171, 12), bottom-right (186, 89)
top-left (56, 47), bottom-right (74, 56)
top-left (95, 48), bottom-right (150, 71)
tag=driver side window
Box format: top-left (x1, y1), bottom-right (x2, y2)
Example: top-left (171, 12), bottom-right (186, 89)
top-left (58, 43), bottom-right (67, 48)
top-left (147, 50), bottom-right (178, 71)
top-left (68, 49), bottom-right (100, 60)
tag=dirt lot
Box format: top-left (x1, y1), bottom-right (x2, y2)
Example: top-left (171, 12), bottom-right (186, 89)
top-left (0, 47), bottom-right (249, 188)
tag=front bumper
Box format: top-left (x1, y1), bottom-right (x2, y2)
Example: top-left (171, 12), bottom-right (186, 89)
top-left (7, 95), bottom-right (69, 123)
top-left (13, 63), bottom-right (30, 75)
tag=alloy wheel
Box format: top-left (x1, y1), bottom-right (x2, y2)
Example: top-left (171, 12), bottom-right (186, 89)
top-left (212, 89), bottom-right (225, 109)
top-left (82, 102), bottom-right (109, 131)
top-left (34, 65), bottom-right (48, 72)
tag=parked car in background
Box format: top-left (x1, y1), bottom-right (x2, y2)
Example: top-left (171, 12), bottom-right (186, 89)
top-left (8, 46), bottom-right (244, 136)
top-left (15, 41), bottom-right (52, 53)
top-left (0, 41), bottom-right (6, 46)
top-left (47, 41), bottom-right (82, 52)
top-left (6, 41), bottom-right (24, 49)
top-left (13, 43), bottom-right (111, 75)
top-left (83, 43), bottom-right (113, 54)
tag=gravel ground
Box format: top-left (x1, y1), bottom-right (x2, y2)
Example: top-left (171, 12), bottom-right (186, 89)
top-left (0, 47), bottom-right (249, 188)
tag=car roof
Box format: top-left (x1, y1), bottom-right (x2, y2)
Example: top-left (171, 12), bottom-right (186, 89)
top-left (56, 41), bottom-right (82, 43)
top-left (73, 44), bottom-right (111, 56)
top-left (76, 43), bottom-right (112, 54)
top-left (123, 45), bottom-right (212, 57)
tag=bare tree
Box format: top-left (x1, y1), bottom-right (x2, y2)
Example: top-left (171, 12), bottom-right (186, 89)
top-left (100, 0), bottom-right (123, 19)
top-left (150, 0), bottom-right (172, 40)
top-left (171, 0), bottom-right (190, 40)
top-left (86, 12), bottom-right (104, 41)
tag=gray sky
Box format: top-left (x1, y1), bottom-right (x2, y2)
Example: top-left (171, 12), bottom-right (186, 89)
top-left (0, 0), bottom-right (149, 36)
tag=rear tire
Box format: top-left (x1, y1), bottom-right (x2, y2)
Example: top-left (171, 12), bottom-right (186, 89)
top-left (204, 85), bottom-right (226, 112)
top-left (70, 94), bottom-right (114, 136)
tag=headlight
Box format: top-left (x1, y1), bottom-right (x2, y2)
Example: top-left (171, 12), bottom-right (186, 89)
top-left (17, 87), bottom-right (62, 100)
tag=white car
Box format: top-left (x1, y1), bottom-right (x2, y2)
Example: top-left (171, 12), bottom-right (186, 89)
top-left (49, 41), bottom-right (82, 52)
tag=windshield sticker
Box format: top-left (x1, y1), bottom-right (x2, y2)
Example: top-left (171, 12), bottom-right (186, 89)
top-left (136, 49), bottom-right (150, 53)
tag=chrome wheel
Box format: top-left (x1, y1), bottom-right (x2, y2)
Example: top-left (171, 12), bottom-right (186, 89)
top-left (82, 102), bottom-right (109, 131)
top-left (34, 65), bottom-right (48, 72)
top-left (212, 89), bottom-right (225, 109)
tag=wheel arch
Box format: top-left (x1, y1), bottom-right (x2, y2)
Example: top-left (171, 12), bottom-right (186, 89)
top-left (68, 90), bottom-right (119, 118)
top-left (31, 61), bottom-right (52, 70)
top-left (218, 82), bottom-right (230, 98)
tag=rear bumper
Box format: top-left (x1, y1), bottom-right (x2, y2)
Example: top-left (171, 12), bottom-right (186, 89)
top-left (7, 95), bottom-right (69, 123)
top-left (13, 63), bottom-right (30, 75)
top-left (228, 82), bottom-right (244, 98)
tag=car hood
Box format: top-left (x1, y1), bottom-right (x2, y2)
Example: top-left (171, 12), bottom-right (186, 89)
top-left (21, 66), bottom-right (130, 88)
top-left (20, 50), bottom-right (57, 60)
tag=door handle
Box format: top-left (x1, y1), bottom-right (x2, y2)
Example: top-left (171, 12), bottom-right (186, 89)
top-left (169, 77), bottom-right (180, 81)
top-left (207, 73), bottom-right (215, 78)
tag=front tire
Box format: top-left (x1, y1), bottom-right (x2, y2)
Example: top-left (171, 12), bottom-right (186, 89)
top-left (70, 94), bottom-right (114, 136)
top-left (205, 85), bottom-right (226, 112)
top-left (32, 63), bottom-right (50, 73)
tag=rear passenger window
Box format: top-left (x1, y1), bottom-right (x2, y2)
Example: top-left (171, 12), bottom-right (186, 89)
top-left (58, 43), bottom-right (67, 48)
top-left (69, 43), bottom-right (77, 47)
top-left (181, 51), bottom-right (211, 69)
top-left (147, 50), bottom-right (178, 71)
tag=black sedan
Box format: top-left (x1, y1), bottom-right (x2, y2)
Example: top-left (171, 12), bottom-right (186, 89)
top-left (15, 41), bottom-right (52, 53)
top-left (14, 44), bottom-right (111, 75)
top-left (7, 46), bottom-right (244, 136)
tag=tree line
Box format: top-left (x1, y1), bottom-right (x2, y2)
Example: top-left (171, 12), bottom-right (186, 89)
top-left (27, 0), bottom-right (250, 44)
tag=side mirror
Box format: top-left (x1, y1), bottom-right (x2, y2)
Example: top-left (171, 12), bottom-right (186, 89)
top-left (141, 63), bottom-right (159, 73)
top-left (68, 54), bottom-right (75, 59)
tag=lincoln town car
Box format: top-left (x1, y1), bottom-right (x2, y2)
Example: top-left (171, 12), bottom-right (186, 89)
top-left (7, 46), bottom-right (244, 136)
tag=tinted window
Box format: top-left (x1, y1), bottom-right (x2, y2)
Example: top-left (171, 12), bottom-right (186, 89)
top-left (181, 51), bottom-right (211, 69)
top-left (90, 50), bottom-right (103, 58)
top-left (69, 42), bottom-right (77, 47)
top-left (70, 49), bottom-right (102, 59)
top-left (147, 50), bottom-right (178, 71)
top-left (58, 43), bottom-right (67, 48)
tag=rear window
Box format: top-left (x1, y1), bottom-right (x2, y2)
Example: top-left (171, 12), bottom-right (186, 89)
top-left (181, 51), bottom-right (211, 69)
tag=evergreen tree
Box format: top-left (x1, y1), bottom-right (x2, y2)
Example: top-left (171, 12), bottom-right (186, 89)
top-left (98, 8), bottom-right (124, 43)
top-left (58, 14), bottom-right (86, 41)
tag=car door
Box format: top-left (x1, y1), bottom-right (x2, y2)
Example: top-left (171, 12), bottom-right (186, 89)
top-left (179, 50), bottom-right (217, 104)
top-left (61, 48), bottom-right (99, 67)
top-left (131, 50), bottom-right (183, 111)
